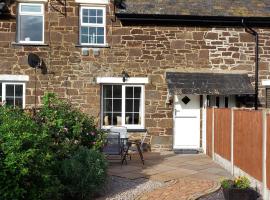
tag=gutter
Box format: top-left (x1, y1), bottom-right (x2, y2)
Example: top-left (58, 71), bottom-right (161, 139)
top-left (242, 19), bottom-right (259, 110)
top-left (115, 13), bottom-right (270, 27)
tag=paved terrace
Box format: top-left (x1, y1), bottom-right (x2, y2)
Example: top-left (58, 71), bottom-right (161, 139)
top-left (108, 152), bottom-right (233, 200)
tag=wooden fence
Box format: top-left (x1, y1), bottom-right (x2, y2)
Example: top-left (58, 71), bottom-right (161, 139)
top-left (206, 108), bottom-right (269, 198)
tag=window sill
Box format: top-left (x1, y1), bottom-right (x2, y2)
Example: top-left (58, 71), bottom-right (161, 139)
top-left (11, 42), bottom-right (49, 47)
top-left (75, 44), bottom-right (110, 48)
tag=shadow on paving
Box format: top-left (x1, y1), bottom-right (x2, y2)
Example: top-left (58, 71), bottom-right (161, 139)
top-left (96, 152), bottom-right (233, 199)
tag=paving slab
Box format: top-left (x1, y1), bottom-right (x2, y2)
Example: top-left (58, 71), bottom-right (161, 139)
top-left (107, 152), bottom-right (233, 199)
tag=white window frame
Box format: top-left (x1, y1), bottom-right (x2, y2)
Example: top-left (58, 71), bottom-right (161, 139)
top-left (17, 3), bottom-right (45, 44)
top-left (1, 82), bottom-right (26, 108)
top-left (79, 6), bottom-right (106, 46)
top-left (101, 84), bottom-right (145, 130)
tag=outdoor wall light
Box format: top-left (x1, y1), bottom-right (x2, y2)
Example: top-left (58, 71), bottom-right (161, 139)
top-left (121, 70), bottom-right (129, 82)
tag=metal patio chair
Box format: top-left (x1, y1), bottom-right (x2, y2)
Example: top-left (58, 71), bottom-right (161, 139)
top-left (102, 131), bottom-right (128, 165)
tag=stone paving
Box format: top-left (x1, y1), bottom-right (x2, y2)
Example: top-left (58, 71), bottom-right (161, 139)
top-left (108, 152), bottom-right (233, 199)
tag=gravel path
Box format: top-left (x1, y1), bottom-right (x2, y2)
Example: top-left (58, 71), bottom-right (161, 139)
top-left (96, 176), bottom-right (166, 200)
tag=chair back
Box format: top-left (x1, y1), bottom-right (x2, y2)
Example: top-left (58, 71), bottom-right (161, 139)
top-left (110, 126), bottom-right (128, 139)
top-left (102, 132), bottom-right (122, 155)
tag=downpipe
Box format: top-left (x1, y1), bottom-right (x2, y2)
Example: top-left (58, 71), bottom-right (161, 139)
top-left (242, 19), bottom-right (259, 110)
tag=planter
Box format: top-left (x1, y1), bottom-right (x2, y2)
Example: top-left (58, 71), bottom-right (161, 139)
top-left (222, 188), bottom-right (261, 200)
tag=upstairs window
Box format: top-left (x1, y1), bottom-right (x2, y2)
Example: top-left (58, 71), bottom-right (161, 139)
top-left (80, 6), bottom-right (106, 45)
top-left (17, 3), bottom-right (44, 44)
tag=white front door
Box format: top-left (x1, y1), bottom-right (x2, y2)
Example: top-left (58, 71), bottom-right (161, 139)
top-left (173, 94), bottom-right (200, 149)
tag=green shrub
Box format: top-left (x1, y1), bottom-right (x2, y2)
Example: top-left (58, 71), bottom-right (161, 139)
top-left (36, 93), bottom-right (106, 159)
top-left (0, 93), bottom-right (107, 200)
top-left (0, 107), bottom-right (61, 200)
top-left (59, 146), bottom-right (107, 200)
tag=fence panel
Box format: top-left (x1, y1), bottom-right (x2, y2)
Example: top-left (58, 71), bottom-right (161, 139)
top-left (206, 108), bottom-right (213, 157)
top-left (214, 108), bottom-right (231, 161)
top-left (234, 110), bottom-right (263, 181)
top-left (267, 114), bottom-right (270, 189)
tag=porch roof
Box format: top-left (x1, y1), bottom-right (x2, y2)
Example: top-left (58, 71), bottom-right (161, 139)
top-left (166, 72), bottom-right (254, 95)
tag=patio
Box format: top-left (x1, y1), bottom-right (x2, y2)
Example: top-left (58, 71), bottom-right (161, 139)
top-left (100, 152), bottom-right (233, 200)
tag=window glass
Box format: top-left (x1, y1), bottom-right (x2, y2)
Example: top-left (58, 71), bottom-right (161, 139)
top-left (19, 16), bottom-right (43, 42)
top-left (80, 7), bottom-right (105, 45)
top-left (18, 3), bottom-right (44, 43)
top-left (21, 5), bottom-right (42, 12)
top-left (125, 86), bottom-right (141, 125)
top-left (5, 84), bottom-right (24, 108)
top-left (102, 85), bottom-right (143, 127)
top-left (103, 85), bottom-right (122, 126)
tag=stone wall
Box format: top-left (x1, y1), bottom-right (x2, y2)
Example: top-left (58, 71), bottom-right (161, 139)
top-left (0, 1), bottom-right (270, 151)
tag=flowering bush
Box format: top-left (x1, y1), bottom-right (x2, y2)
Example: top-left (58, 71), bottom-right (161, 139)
top-left (0, 93), bottom-right (107, 200)
top-left (221, 176), bottom-right (250, 189)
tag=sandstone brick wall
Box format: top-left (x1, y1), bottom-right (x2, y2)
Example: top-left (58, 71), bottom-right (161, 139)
top-left (1, 1), bottom-right (270, 151)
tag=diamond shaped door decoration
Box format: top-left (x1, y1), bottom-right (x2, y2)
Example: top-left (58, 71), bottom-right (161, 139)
top-left (182, 96), bottom-right (190, 104)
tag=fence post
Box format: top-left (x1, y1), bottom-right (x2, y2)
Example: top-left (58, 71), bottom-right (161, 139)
top-left (212, 107), bottom-right (215, 160)
top-left (231, 108), bottom-right (234, 175)
top-left (262, 110), bottom-right (267, 200)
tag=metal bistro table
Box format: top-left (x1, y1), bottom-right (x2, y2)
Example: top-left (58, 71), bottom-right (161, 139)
top-left (121, 138), bottom-right (144, 165)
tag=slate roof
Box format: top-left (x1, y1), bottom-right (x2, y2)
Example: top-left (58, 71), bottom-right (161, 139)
top-left (117, 0), bottom-right (270, 18)
top-left (166, 72), bottom-right (254, 95)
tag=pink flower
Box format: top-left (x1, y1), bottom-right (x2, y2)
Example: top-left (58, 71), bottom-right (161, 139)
top-left (63, 127), bottom-right (68, 132)
top-left (91, 132), bottom-right (95, 136)
top-left (92, 142), bottom-right (96, 145)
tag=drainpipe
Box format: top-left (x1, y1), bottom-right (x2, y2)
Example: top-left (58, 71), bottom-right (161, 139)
top-left (242, 19), bottom-right (259, 110)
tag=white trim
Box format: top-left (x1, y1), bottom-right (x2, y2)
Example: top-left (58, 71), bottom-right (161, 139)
top-left (17, 3), bottom-right (45, 44)
top-left (75, 0), bottom-right (109, 4)
top-left (0, 75), bottom-right (29, 82)
top-left (97, 77), bottom-right (149, 84)
top-left (262, 80), bottom-right (270, 86)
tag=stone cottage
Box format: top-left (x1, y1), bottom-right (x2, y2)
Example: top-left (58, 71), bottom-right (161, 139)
top-left (0, 0), bottom-right (270, 151)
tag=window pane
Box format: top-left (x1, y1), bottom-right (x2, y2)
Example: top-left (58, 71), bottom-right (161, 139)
top-left (97, 9), bottom-right (103, 16)
top-left (81, 27), bottom-right (88, 34)
top-left (103, 99), bottom-right (112, 112)
top-left (134, 113), bottom-right (140, 124)
top-left (19, 15), bottom-right (43, 42)
top-left (15, 98), bottom-right (23, 108)
top-left (113, 99), bottom-right (122, 112)
top-left (6, 98), bottom-right (14, 107)
top-left (96, 36), bottom-right (104, 44)
top-left (81, 35), bottom-right (88, 43)
top-left (134, 99), bottom-right (140, 112)
top-left (97, 17), bottom-right (103, 24)
top-left (134, 87), bottom-right (141, 98)
top-left (125, 99), bottom-right (133, 112)
top-left (113, 114), bottom-right (122, 126)
top-left (125, 113), bottom-right (132, 124)
top-left (126, 87), bottom-right (133, 98)
top-left (103, 85), bottom-right (112, 98)
top-left (103, 113), bottom-right (112, 126)
top-left (97, 27), bottom-right (104, 35)
top-left (82, 9), bottom-right (88, 16)
top-left (89, 9), bottom-right (96, 16)
top-left (21, 5), bottom-right (41, 13)
top-left (89, 27), bottom-right (96, 36)
top-left (15, 85), bottom-right (23, 97)
top-left (113, 85), bottom-right (121, 98)
top-left (6, 85), bottom-right (14, 97)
